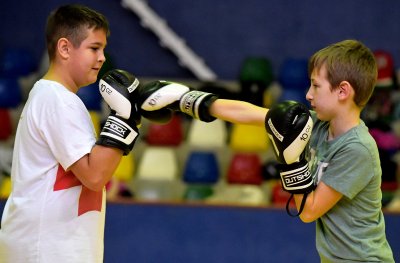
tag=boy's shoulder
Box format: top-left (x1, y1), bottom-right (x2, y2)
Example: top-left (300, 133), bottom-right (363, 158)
top-left (30, 79), bottom-right (77, 105)
top-left (310, 112), bottom-right (375, 149)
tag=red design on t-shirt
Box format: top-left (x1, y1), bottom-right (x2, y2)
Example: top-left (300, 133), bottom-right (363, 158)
top-left (54, 165), bottom-right (103, 216)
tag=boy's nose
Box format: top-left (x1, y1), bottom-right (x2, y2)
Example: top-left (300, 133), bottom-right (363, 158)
top-left (99, 52), bottom-right (106, 63)
top-left (305, 88), bottom-right (312, 101)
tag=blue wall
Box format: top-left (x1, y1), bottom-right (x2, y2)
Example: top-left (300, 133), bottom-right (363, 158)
top-left (106, 203), bottom-right (400, 263)
top-left (103, 203), bottom-right (319, 263)
top-left (1, 0), bottom-right (400, 80)
top-left (0, 200), bottom-right (399, 262)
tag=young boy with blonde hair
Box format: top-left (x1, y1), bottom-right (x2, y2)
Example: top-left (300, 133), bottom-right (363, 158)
top-left (138, 39), bottom-right (394, 262)
top-left (215, 39), bottom-right (394, 262)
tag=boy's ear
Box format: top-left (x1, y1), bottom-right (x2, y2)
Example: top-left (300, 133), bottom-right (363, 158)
top-left (57, 38), bottom-right (70, 59)
top-left (337, 81), bottom-right (353, 101)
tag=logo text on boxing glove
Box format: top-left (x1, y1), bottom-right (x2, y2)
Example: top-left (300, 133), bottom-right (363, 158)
top-left (180, 91), bottom-right (198, 114)
top-left (147, 93), bottom-right (162, 107)
top-left (100, 83), bottom-right (113, 95)
top-left (128, 78), bottom-right (140, 93)
top-left (103, 118), bottom-right (128, 138)
top-left (284, 170), bottom-right (311, 186)
top-left (267, 119), bottom-right (284, 142)
top-left (282, 163), bottom-right (312, 189)
top-left (300, 124), bottom-right (312, 141)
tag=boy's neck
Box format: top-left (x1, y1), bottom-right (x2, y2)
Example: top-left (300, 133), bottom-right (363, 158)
top-left (327, 105), bottom-right (361, 140)
top-left (43, 64), bottom-right (79, 93)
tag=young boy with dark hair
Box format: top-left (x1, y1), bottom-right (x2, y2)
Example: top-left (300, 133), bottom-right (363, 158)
top-left (0, 4), bottom-right (140, 262)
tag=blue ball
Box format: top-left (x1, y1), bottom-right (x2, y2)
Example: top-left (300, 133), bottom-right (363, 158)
top-left (183, 151), bottom-right (219, 184)
top-left (279, 58), bottom-right (309, 89)
top-left (77, 82), bottom-right (102, 111)
top-left (0, 78), bottom-right (22, 108)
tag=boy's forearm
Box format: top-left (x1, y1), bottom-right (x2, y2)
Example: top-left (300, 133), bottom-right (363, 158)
top-left (209, 99), bottom-right (268, 126)
top-left (70, 145), bottom-right (123, 192)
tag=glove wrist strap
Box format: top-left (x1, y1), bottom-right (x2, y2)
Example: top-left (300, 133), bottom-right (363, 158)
top-left (278, 160), bottom-right (316, 217)
top-left (179, 91), bottom-right (218, 122)
top-left (286, 193), bottom-right (309, 217)
top-left (96, 115), bottom-right (139, 155)
top-left (278, 159), bottom-right (314, 194)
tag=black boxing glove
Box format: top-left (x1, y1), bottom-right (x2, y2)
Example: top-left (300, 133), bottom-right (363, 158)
top-left (137, 80), bottom-right (218, 123)
top-left (96, 69), bottom-right (141, 155)
top-left (265, 100), bottom-right (314, 216)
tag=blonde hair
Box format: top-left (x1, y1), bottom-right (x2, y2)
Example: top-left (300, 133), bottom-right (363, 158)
top-left (308, 40), bottom-right (377, 108)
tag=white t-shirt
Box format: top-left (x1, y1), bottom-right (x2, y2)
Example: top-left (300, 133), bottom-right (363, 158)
top-left (0, 79), bottom-right (106, 263)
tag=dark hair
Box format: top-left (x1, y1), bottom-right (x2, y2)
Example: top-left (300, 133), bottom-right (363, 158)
top-left (46, 4), bottom-right (110, 60)
top-left (308, 39), bottom-right (377, 108)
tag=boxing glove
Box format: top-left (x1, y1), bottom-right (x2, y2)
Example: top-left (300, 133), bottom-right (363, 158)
top-left (96, 69), bottom-right (141, 155)
top-left (138, 80), bottom-right (218, 123)
top-left (265, 101), bottom-right (314, 217)
top-left (265, 100), bottom-right (314, 193)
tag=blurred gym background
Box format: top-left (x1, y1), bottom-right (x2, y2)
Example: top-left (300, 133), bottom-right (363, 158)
top-left (0, 1), bottom-right (399, 262)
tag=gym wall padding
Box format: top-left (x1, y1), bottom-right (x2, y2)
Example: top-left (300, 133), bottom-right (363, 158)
top-left (1, 200), bottom-right (398, 262)
top-left (1, 0), bottom-right (400, 80)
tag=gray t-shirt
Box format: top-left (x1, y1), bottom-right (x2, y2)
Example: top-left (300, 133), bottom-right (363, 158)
top-left (309, 113), bottom-right (394, 262)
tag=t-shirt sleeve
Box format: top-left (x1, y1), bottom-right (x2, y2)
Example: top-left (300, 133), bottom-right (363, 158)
top-left (39, 95), bottom-right (96, 170)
